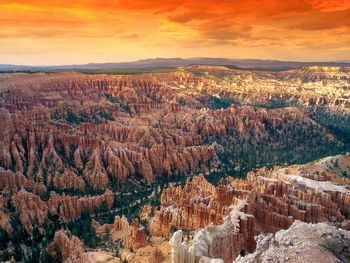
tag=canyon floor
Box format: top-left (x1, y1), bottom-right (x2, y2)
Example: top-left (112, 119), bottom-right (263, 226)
top-left (0, 65), bottom-right (350, 262)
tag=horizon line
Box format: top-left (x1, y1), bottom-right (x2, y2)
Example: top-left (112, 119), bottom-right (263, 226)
top-left (1, 57), bottom-right (350, 68)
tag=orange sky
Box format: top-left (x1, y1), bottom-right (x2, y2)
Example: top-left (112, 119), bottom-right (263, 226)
top-left (0, 0), bottom-right (349, 65)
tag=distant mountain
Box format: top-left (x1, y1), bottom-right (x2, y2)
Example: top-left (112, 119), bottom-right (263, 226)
top-left (0, 64), bottom-right (36, 71)
top-left (1, 57), bottom-right (350, 71)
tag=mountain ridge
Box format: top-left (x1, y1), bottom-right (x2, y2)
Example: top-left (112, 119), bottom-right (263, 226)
top-left (1, 57), bottom-right (350, 71)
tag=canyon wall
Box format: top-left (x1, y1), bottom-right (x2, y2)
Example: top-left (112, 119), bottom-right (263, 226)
top-left (153, 154), bottom-right (350, 262)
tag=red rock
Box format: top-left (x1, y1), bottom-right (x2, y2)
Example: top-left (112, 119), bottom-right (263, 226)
top-left (48, 190), bottom-right (114, 222)
top-left (93, 215), bottom-right (147, 249)
top-left (0, 197), bottom-right (12, 235)
top-left (48, 229), bottom-right (88, 262)
top-left (159, 158), bottom-right (350, 262)
top-left (47, 169), bottom-right (85, 193)
top-left (12, 190), bottom-right (48, 234)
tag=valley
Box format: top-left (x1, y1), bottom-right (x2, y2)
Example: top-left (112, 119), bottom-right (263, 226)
top-left (0, 65), bottom-right (350, 262)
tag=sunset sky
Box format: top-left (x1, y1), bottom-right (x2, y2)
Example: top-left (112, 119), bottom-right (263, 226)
top-left (1, 0), bottom-right (350, 65)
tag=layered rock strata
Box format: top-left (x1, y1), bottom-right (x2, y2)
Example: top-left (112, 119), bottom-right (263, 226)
top-left (155, 155), bottom-right (350, 262)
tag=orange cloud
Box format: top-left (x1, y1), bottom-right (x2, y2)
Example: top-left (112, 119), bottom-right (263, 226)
top-left (289, 8), bottom-right (350, 30)
top-left (0, 0), bottom-right (349, 65)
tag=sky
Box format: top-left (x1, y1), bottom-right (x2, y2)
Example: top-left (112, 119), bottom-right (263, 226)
top-left (0, 0), bottom-right (349, 65)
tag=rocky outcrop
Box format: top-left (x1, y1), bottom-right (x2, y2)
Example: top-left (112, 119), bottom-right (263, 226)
top-left (0, 197), bottom-right (12, 235)
top-left (48, 229), bottom-right (91, 263)
top-left (183, 65), bottom-right (350, 109)
top-left (235, 220), bottom-right (350, 263)
top-left (12, 190), bottom-right (48, 234)
top-left (170, 201), bottom-right (257, 263)
top-left (0, 67), bottom-right (349, 262)
top-left (124, 219), bottom-right (148, 249)
top-left (169, 230), bottom-right (192, 263)
top-left (0, 167), bottom-right (46, 195)
top-left (6, 188), bottom-right (114, 234)
top-left (83, 149), bottom-right (110, 189)
top-left (150, 175), bottom-right (232, 237)
top-left (161, 155), bottom-right (350, 262)
top-left (1, 67), bottom-right (346, 189)
top-left (47, 169), bottom-right (85, 193)
top-left (48, 190), bottom-right (114, 222)
top-left (139, 204), bottom-right (152, 221)
top-left (93, 215), bottom-right (147, 249)
top-left (0, 210), bottom-right (12, 235)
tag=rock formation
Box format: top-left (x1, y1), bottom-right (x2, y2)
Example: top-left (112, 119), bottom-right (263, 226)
top-left (47, 190), bottom-right (114, 222)
top-left (7, 188), bottom-right (114, 234)
top-left (0, 66), bottom-right (350, 262)
top-left (235, 220), bottom-right (350, 263)
top-left (160, 155), bottom-right (350, 262)
top-left (150, 175), bottom-right (233, 237)
top-left (48, 229), bottom-right (91, 263)
top-left (0, 167), bottom-right (46, 195)
top-left (12, 189), bottom-right (48, 234)
top-left (93, 215), bottom-right (147, 249)
top-left (47, 169), bottom-right (86, 193)
top-left (0, 196), bottom-right (12, 235)
top-left (1, 66), bottom-right (348, 189)
top-left (169, 200), bottom-right (257, 263)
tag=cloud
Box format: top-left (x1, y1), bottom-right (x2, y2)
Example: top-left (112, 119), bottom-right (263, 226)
top-left (167, 11), bottom-right (210, 23)
top-left (0, 0), bottom-right (349, 64)
top-left (114, 33), bottom-right (140, 39)
top-left (288, 9), bottom-right (350, 30)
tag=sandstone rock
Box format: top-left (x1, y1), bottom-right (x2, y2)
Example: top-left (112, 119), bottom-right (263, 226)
top-left (0, 167), bottom-right (46, 195)
top-left (48, 190), bottom-right (114, 222)
top-left (47, 169), bottom-right (85, 193)
top-left (0, 67), bottom-right (349, 262)
top-left (169, 200), bottom-right (257, 263)
top-left (83, 149), bottom-right (110, 189)
top-left (150, 175), bottom-right (236, 237)
top-left (12, 190), bottom-right (48, 234)
top-left (48, 229), bottom-right (92, 263)
top-left (161, 156), bottom-right (350, 262)
top-left (2, 67), bottom-right (343, 188)
top-left (139, 205), bottom-right (152, 221)
top-left (0, 197), bottom-right (12, 235)
top-left (94, 215), bottom-right (147, 249)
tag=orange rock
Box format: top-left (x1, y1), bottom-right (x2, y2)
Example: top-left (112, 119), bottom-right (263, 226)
top-left (12, 190), bottom-right (48, 234)
top-left (48, 190), bottom-right (114, 222)
top-left (93, 215), bottom-right (148, 249)
top-left (48, 229), bottom-right (89, 262)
